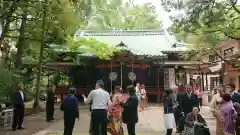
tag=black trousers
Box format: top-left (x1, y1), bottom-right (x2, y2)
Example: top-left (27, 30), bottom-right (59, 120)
top-left (46, 103), bottom-right (54, 121)
top-left (166, 129), bottom-right (173, 135)
top-left (174, 111), bottom-right (180, 131)
top-left (91, 109), bottom-right (107, 135)
top-left (64, 116), bottom-right (76, 135)
top-left (198, 98), bottom-right (202, 107)
top-left (127, 122), bottom-right (136, 135)
top-left (12, 104), bottom-right (24, 129)
top-left (236, 125), bottom-right (240, 135)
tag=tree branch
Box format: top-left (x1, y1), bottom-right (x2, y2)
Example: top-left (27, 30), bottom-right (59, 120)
top-left (223, 31), bottom-right (240, 40)
top-left (212, 48), bottom-right (231, 63)
top-left (229, 0), bottom-right (240, 14)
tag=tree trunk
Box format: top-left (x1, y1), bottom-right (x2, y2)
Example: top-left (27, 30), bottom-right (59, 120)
top-left (0, 0), bottom-right (19, 42)
top-left (15, 12), bottom-right (27, 69)
top-left (33, 2), bottom-right (47, 111)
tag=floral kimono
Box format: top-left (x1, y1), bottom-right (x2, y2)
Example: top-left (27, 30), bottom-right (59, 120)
top-left (107, 93), bottom-right (124, 135)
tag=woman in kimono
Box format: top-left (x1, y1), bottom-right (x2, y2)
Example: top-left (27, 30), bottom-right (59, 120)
top-left (184, 107), bottom-right (209, 135)
top-left (210, 84), bottom-right (226, 135)
top-left (140, 84), bottom-right (146, 110)
top-left (163, 89), bottom-right (176, 135)
top-left (221, 94), bottom-right (237, 135)
top-left (107, 86), bottom-right (124, 135)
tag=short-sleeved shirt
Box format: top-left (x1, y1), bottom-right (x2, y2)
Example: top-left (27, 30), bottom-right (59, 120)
top-left (84, 88), bottom-right (111, 110)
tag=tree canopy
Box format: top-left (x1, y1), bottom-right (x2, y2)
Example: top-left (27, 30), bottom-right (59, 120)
top-left (162, 0), bottom-right (240, 60)
top-left (0, 0), bottom-right (162, 106)
top-left (86, 0), bottom-right (161, 30)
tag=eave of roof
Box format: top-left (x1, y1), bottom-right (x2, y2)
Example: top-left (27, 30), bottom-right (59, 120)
top-left (153, 60), bottom-right (211, 66)
top-left (75, 30), bottom-right (176, 57)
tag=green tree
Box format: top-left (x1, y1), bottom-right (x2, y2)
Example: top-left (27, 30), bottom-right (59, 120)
top-left (0, 0), bottom-right (117, 109)
top-left (161, 0), bottom-right (240, 60)
top-left (86, 0), bottom-right (161, 30)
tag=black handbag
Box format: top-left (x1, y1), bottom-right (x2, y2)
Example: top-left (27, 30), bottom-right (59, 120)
top-left (194, 125), bottom-right (210, 135)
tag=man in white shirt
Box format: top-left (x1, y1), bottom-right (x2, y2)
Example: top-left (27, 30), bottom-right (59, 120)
top-left (82, 80), bottom-right (111, 135)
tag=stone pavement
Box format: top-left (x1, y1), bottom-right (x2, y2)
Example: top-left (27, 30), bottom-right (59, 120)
top-left (34, 105), bottom-right (216, 135)
top-left (0, 103), bottom-right (90, 135)
top-left (0, 104), bottom-right (216, 135)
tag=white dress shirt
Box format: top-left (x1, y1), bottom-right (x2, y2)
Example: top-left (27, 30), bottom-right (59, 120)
top-left (135, 87), bottom-right (141, 98)
top-left (84, 88), bottom-right (112, 110)
top-left (19, 91), bottom-right (24, 101)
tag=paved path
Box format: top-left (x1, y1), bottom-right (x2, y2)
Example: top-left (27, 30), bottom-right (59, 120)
top-left (38, 106), bottom-right (216, 135)
top-left (0, 105), bottom-right (216, 135)
top-left (0, 103), bottom-right (90, 135)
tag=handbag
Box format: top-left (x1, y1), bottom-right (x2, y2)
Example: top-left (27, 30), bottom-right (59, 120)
top-left (163, 107), bottom-right (176, 129)
top-left (194, 125), bottom-right (210, 135)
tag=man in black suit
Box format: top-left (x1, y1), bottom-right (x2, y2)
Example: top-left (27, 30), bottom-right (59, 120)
top-left (226, 84), bottom-right (240, 135)
top-left (226, 84), bottom-right (240, 103)
top-left (182, 84), bottom-right (199, 115)
top-left (121, 85), bottom-right (138, 135)
top-left (60, 87), bottom-right (79, 135)
top-left (12, 83), bottom-right (26, 131)
top-left (172, 85), bottom-right (184, 133)
top-left (46, 84), bottom-right (56, 122)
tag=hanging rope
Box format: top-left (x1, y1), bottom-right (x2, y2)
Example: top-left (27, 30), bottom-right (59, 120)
top-left (111, 63), bottom-right (113, 94)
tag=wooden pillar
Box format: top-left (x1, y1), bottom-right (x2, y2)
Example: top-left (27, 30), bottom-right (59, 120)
top-left (205, 73), bottom-right (208, 91)
top-left (157, 68), bottom-right (160, 103)
top-left (201, 72), bottom-right (205, 91)
top-left (110, 63), bottom-right (113, 94)
top-left (120, 62), bottom-right (123, 87)
top-left (174, 68), bottom-right (177, 85)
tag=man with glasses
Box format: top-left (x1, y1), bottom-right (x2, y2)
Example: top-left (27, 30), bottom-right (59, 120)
top-left (182, 84), bottom-right (199, 115)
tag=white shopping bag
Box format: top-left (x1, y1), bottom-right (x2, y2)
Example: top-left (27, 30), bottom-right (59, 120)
top-left (163, 113), bottom-right (176, 129)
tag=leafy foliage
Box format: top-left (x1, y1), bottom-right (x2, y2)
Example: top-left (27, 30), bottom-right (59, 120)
top-left (0, 69), bottom-right (20, 102)
top-left (162, 0), bottom-right (240, 60)
top-left (86, 0), bottom-right (161, 30)
top-left (0, 0), bottom-right (162, 105)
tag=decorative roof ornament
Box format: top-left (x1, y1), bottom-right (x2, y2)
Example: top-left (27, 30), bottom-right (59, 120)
top-left (109, 72), bottom-right (117, 81)
top-left (116, 41), bottom-right (128, 51)
top-left (128, 72), bottom-right (136, 81)
top-left (116, 41), bottom-right (127, 47)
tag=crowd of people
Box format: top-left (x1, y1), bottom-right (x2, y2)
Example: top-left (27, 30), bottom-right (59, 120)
top-left (163, 83), bottom-right (240, 135)
top-left (163, 84), bottom-right (206, 135)
top-left (61, 81), bottom-right (146, 135)
top-left (10, 80), bottom-right (240, 135)
top-left (209, 84), bottom-right (240, 135)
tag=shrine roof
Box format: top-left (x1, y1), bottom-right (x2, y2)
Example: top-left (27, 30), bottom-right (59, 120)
top-left (75, 30), bottom-right (181, 56)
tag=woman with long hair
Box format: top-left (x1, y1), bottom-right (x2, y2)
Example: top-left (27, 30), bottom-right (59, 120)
top-left (140, 84), bottom-right (146, 110)
top-left (163, 89), bottom-right (176, 135)
top-left (107, 86), bottom-right (124, 135)
top-left (210, 84), bottom-right (226, 135)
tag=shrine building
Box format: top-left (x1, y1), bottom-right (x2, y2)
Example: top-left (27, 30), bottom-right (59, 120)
top-left (49, 30), bottom-right (209, 102)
